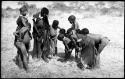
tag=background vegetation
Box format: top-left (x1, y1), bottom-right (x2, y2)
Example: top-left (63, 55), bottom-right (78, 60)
top-left (2, 1), bottom-right (124, 18)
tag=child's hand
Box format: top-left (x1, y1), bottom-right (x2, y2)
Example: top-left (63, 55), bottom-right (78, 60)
top-left (30, 37), bottom-right (32, 40)
top-left (37, 37), bottom-right (42, 42)
top-left (68, 49), bottom-right (72, 52)
top-left (18, 38), bottom-right (23, 42)
top-left (76, 46), bottom-right (80, 52)
top-left (13, 32), bottom-right (18, 36)
top-left (37, 37), bottom-right (39, 41)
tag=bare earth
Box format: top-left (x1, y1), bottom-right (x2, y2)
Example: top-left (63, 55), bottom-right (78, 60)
top-left (1, 15), bottom-right (124, 78)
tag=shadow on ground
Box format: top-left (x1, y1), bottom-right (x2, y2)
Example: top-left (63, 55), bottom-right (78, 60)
top-left (57, 52), bottom-right (76, 63)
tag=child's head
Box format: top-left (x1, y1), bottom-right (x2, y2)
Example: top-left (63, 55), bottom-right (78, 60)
top-left (41, 7), bottom-right (49, 17)
top-left (52, 20), bottom-right (59, 29)
top-left (67, 28), bottom-right (73, 36)
top-left (80, 28), bottom-right (89, 35)
top-left (58, 29), bottom-right (66, 41)
top-left (68, 15), bottom-right (76, 24)
top-left (76, 29), bottom-right (81, 34)
top-left (59, 28), bottom-right (66, 35)
top-left (19, 5), bottom-right (28, 16)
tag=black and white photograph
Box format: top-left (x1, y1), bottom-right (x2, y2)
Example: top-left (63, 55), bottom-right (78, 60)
top-left (1, 1), bottom-right (124, 78)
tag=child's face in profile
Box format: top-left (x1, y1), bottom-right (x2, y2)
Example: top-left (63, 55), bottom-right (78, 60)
top-left (69, 20), bottom-right (75, 24)
top-left (67, 31), bottom-right (73, 37)
top-left (21, 11), bottom-right (28, 16)
top-left (42, 13), bottom-right (48, 18)
top-left (52, 23), bottom-right (58, 29)
top-left (59, 30), bottom-right (65, 38)
top-left (54, 26), bottom-right (58, 29)
top-left (59, 31), bottom-right (64, 35)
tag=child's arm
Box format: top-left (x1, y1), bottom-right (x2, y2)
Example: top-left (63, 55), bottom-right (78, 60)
top-left (13, 26), bottom-right (20, 36)
top-left (43, 15), bottom-right (50, 30)
top-left (57, 26), bottom-right (62, 29)
top-left (63, 40), bottom-right (69, 51)
top-left (37, 35), bottom-right (43, 42)
top-left (69, 36), bottom-right (78, 48)
top-left (32, 18), bottom-right (40, 36)
top-left (21, 16), bottom-right (31, 30)
top-left (13, 31), bottom-right (19, 36)
top-left (76, 22), bottom-right (79, 30)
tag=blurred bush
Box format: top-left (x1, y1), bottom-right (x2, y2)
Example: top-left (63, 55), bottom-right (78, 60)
top-left (2, 1), bottom-right (124, 18)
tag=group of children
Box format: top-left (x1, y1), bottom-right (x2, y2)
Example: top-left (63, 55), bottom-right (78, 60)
top-left (57, 14), bottom-right (110, 69)
top-left (13, 5), bottom-right (61, 72)
top-left (32, 8), bottom-right (60, 62)
top-left (13, 5), bottom-right (110, 72)
top-left (58, 26), bottom-right (110, 70)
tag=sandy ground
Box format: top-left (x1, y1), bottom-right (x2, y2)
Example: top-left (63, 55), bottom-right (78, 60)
top-left (1, 14), bottom-right (124, 78)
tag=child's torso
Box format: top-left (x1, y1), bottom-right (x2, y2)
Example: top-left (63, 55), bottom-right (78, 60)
top-left (50, 26), bottom-right (57, 36)
top-left (63, 37), bottom-right (71, 44)
top-left (71, 21), bottom-right (79, 30)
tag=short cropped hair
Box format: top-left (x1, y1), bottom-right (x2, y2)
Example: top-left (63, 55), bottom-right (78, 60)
top-left (68, 15), bottom-right (76, 22)
top-left (52, 20), bottom-right (59, 29)
top-left (19, 5), bottom-right (28, 12)
top-left (67, 28), bottom-right (73, 35)
top-left (59, 28), bottom-right (66, 34)
top-left (81, 28), bottom-right (89, 35)
top-left (76, 29), bottom-right (81, 33)
top-left (41, 7), bottom-right (49, 16)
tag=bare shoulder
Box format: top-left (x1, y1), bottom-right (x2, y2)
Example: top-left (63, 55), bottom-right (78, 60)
top-left (16, 16), bottom-right (23, 23)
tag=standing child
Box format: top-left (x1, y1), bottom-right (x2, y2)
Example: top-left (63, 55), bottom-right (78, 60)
top-left (49, 20), bottom-right (59, 58)
top-left (32, 7), bottom-right (50, 63)
top-left (68, 15), bottom-right (79, 35)
top-left (13, 5), bottom-right (32, 72)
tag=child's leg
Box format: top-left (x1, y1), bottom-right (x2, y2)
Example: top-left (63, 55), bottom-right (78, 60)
top-left (16, 42), bottom-right (29, 72)
top-left (95, 54), bottom-right (100, 68)
top-left (64, 48), bottom-right (68, 59)
top-left (64, 48), bottom-right (72, 60)
top-left (32, 38), bottom-right (37, 58)
top-left (25, 42), bottom-right (31, 63)
top-left (75, 49), bottom-right (78, 59)
top-left (16, 49), bottom-right (23, 69)
top-left (54, 39), bottom-right (57, 55)
top-left (37, 41), bottom-right (42, 59)
top-left (52, 38), bottom-right (57, 56)
top-left (14, 41), bottom-right (23, 69)
top-left (50, 39), bottom-right (54, 57)
top-left (77, 57), bottom-right (85, 70)
top-left (67, 42), bottom-right (74, 59)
